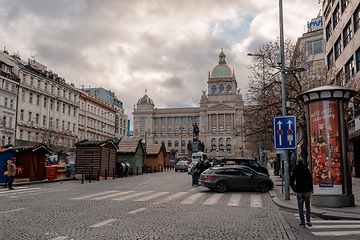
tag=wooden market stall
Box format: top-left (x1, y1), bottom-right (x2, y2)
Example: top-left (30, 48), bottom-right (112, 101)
top-left (0, 147), bottom-right (17, 184)
top-left (117, 139), bottom-right (145, 175)
top-left (75, 140), bottom-right (117, 179)
top-left (145, 143), bottom-right (166, 172)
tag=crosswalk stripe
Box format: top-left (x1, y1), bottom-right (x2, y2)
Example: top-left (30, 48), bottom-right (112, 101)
top-left (153, 192), bottom-right (188, 204)
top-left (51, 236), bottom-right (68, 240)
top-left (181, 193), bottom-right (204, 204)
top-left (72, 191), bottom-right (117, 200)
top-left (113, 191), bottom-right (153, 201)
top-left (0, 208), bottom-right (25, 214)
top-left (311, 224), bottom-right (360, 229)
top-left (92, 191), bottom-right (135, 200)
top-left (9, 188), bottom-right (67, 198)
top-left (312, 231), bottom-right (360, 236)
top-left (134, 192), bottom-right (169, 202)
top-left (203, 194), bottom-right (223, 205)
top-left (90, 219), bottom-right (117, 228)
top-left (250, 195), bottom-right (262, 208)
top-left (227, 194), bottom-right (241, 206)
top-left (0, 186), bottom-right (26, 192)
top-left (311, 220), bottom-right (360, 224)
top-left (0, 187), bottom-right (42, 195)
top-left (128, 208), bottom-right (147, 214)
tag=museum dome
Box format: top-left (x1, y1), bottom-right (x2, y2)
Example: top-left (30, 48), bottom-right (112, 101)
top-left (137, 91), bottom-right (154, 105)
top-left (210, 49), bottom-right (234, 78)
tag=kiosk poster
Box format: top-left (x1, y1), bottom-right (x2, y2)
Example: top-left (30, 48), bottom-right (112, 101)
top-left (309, 100), bottom-right (342, 195)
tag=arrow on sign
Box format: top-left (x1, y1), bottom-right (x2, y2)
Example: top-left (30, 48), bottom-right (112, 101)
top-left (277, 121), bottom-right (282, 145)
top-left (287, 120), bottom-right (293, 145)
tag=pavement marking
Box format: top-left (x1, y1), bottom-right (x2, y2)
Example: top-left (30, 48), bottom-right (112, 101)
top-left (128, 208), bottom-right (147, 214)
top-left (250, 195), bottom-right (262, 208)
top-left (51, 236), bottom-right (68, 240)
top-left (8, 188), bottom-right (68, 198)
top-left (0, 186), bottom-right (26, 192)
top-left (0, 208), bottom-right (25, 214)
top-left (203, 193), bottom-right (223, 205)
top-left (0, 187), bottom-right (42, 195)
top-left (92, 191), bottom-right (135, 200)
top-left (311, 224), bottom-right (360, 229)
top-left (90, 219), bottom-right (117, 228)
top-left (153, 192), bottom-right (188, 204)
top-left (134, 192), bottom-right (169, 202)
top-left (113, 191), bottom-right (153, 201)
top-left (189, 189), bottom-right (196, 192)
top-left (312, 231), bottom-right (360, 236)
top-left (227, 194), bottom-right (242, 206)
top-left (72, 191), bottom-right (117, 200)
top-left (310, 220), bottom-right (360, 224)
top-left (138, 181), bottom-right (150, 185)
top-left (181, 193), bottom-right (204, 204)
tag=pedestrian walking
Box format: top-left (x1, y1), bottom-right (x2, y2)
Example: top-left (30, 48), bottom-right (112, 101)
top-left (7, 157), bottom-right (17, 190)
top-left (290, 159), bottom-right (313, 228)
top-left (3, 160), bottom-right (9, 187)
top-left (192, 159), bottom-right (205, 187)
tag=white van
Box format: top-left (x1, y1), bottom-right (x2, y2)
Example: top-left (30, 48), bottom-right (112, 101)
top-left (187, 152), bottom-right (208, 174)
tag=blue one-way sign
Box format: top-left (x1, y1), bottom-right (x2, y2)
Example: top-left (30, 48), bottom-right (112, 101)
top-left (273, 115), bottom-right (297, 150)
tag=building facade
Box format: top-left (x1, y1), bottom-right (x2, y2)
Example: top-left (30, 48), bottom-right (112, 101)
top-left (132, 50), bottom-right (247, 158)
top-left (78, 91), bottom-right (117, 142)
top-left (82, 87), bottom-right (128, 142)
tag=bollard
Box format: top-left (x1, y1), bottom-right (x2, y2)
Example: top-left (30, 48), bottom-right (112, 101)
top-left (81, 170), bottom-right (84, 184)
top-left (105, 169), bottom-right (107, 180)
top-left (113, 168), bottom-right (115, 179)
top-left (89, 170), bottom-right (91, 183)
top-left (97, 169), bottom-right (100, 181)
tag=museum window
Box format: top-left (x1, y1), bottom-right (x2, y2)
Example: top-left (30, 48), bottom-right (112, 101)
top-left (227, 85), bottom-right (232, 94)
top-left (219, 138), bottom-right (224, 150)
top-left (202, 116), bottom-right (206, 122)
top-left (155, 118), bottom-right (160, 124)
top-left (36, 95), bottom-right (40, 105)
top-left (189, 127), bottom-right (193, 136)
top-left (195, 117), bottom-right (200, 123)
top-left (141, 128), bottom-right (145, 136)
top-left (4, 97), bottom-right (7, 108)
top-left (175, 117), bottom-right (179, 124)
top-left (175, 140), bottom-right (179, 147)
top-left (341, 0), bottom-right (350, 13)
top-left (168, 117), bottom-right (173, 124)
top-left (168, 128), bottom-right (172, 136)
top-left (29, 92), bottom-right (33, 103)
top-left (189, 117), bottom-right (193, 123)
top-left (181, 127), bottom-right (186, 136)
top-left (211, 138), bottom-right (216, 150)
top-left (162, 128), bottom-right (166, 136)
top-left (226, 138), bottom-right (231, 150)
top-left (219, 85), bottom-right (224, 94)
top-left (181, 140), bottom-right (185, 148)
top-left (219, 125), bottom-right (224, 134)
top-left (140, 117), bottom-right (145, 124)
top-left (175, 128), bottom-right (179, 135)
top-left (155, 128), bottom-right (159, 136)
top-left (168, 141), bottom-right (172, 148)
top-left (161, 117), bottom-right (166, 125)
top-left (181, 117), bottom-right (186, 124)
top-left (37, 79), bottom-right (41, 88)
top-left (327, 49), bottom-right (334, 69)
top-left (155, 141), bottom-right (158, 144)
top-left (212, 126), bottom-right (216, 133)
top-left (212, 85), bottom-right (217, 94)
top-left (226, 125), bottom-right (231, 133)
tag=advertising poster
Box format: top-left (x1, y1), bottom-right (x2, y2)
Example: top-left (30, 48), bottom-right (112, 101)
top-left (309, 100), bottom-right (342, 195)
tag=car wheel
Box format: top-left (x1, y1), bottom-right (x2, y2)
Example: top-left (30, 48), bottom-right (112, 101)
top-left (258, 182), bottom-right (270, 192)
top-left (215, 181), bottom-right (227, 193)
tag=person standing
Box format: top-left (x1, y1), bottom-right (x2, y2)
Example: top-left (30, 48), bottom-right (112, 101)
top-left (290, 159), bottom-right (313, 228)
top-left (192, 159), bottom-right (205, 187)
top-left (7, 157), bottom-right (17, 190)
top-left (3, 160), bottom-right (9, 188)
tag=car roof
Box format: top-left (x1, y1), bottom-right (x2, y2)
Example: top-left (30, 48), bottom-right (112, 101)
top-left (210, 165), bottom-right (252, 170)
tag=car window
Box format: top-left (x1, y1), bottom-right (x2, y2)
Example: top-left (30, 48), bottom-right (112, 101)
top-left (215, 169), bottom-right (227, 175)
top-left (239, 169), bottom-right (252, 176)
top-left (249, 161), bottom-right (259, 167)
top-left (225, 169), bottom-right (240, 175)
top-left (203, 169), bottom-right (213, 174)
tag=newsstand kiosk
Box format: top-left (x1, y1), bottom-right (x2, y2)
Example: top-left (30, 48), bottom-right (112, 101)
top-left (298, 85), bottom-right (356, 207)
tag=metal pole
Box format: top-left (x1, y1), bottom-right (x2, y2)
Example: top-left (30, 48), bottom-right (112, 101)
top-left (279, 0), bottom-right (290, 200)
top-left (144, 131), bottom-right (147, 164)
top-left (47, 99), bottom-right (51, 147)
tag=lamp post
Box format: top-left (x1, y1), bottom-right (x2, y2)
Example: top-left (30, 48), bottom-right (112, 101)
top-left (14, 64), bottom-right (24, 146)
top-left (248, 53), bottom-right (266, 166)
top-left (179, 126), bottom-right (184, 154)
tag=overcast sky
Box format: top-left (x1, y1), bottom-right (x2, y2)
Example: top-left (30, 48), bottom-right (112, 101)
top-left (0, 0), bottom-right (321, 120)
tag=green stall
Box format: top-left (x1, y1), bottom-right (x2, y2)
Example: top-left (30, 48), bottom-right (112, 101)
top-left (117, 140), bottom-right (145, 175)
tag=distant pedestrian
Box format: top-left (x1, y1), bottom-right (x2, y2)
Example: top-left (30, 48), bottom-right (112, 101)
top-left (3, 160), bottom-right (9, 188)
top-left (204, 159), bottom-right (211, 170)
top-left (7, 157), bottom-right (17, 190)
top-left (290, 159), bottom-right (313, 228)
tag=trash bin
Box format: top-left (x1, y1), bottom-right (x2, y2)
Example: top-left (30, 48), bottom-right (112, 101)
top-left (116, 162), bottom-right (126, 177)
top-left (124, 162), bottom-right (132, 177)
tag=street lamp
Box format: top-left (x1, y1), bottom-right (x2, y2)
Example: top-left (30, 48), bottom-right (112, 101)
top-left (14, 64), bottom-right (24, 146)
top-left (179, 126), bottom-right (185, 154)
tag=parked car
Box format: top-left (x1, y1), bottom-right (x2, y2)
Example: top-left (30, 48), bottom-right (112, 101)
top-left (221, 158), bottom-right (269, 176)
top-left (199, 165), bottom-right (273, 193)
top-left (175, 161), bottom-right (188, 172)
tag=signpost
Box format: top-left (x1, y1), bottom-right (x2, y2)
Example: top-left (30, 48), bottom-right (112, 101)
top-left (274, 115), bottom-right (297, 150)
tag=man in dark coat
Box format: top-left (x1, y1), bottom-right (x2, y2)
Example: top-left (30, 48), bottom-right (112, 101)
top-left (290, 159), bottom-right (313, 228)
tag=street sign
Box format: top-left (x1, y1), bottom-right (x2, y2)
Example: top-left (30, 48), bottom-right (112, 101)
top-left (274, 115), bottom-right (297, 150)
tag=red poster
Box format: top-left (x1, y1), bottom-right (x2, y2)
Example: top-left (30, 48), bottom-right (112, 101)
top-left (309, 100), bottom-right (342, 195)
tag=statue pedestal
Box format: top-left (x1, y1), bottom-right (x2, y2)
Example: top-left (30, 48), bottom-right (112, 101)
top-left (192, 142), bottom-right (199, 152)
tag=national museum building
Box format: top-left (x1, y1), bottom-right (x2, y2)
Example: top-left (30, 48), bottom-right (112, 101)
top-left (132, 50), bottom-right (248, 158)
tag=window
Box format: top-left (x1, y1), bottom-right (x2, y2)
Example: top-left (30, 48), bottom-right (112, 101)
top-left (63, 103), bottom-right (65, 113)
top-left (345, 57), bottom-right (354, 82)
top-left (43, 116), bottom-right (46, 126)
top-left (57, 102), bottom-right (60, 111)
top-left (212, 126), bottom-right (216, 133)
top-left (343, 20), bottom-right (352, 48)
top-left (51, 85), bottom-right (54, 94)
top-left (219, 125), bottom-right (224, 133)
top-left (333, 4), bottom-right (340, 29)
top-left (62, 120), bottom-right (65, 129)
top-left (56, 119), bottom-right (59, 128)
top-left (181, 117), bottom-right (186, 124)
top-left (189, 117), bottom-right (193, 123)
top-left (226, 125), bottom-right (231, 133)
top-left (28, 112), bottom-right (32, 122)
top-left (211, 138), bottom-right (216, 150)
top-left (5, 82), bottom-right (9, 90)
top-left (327, 49), bottom-right (334, 69)
top-left (140, 117), bottom-right (145, 124)
top-left (227, 85), bottom-right (232, 94)
top-left (11, 84), bottom-right (14, 92)
top-left (168, 141), bottom-right (172, 148)
top-left (175, 117), bottom-right (180, 124)
top-left (189, 127), bottom-right (193, 135)
top-left (195, 117), bottom-right (200, 123)
top-left (35, 114), bottom-right (39, 124)
top-left (219, 138), bottom-right (224, 150)
top-left (181, 127), bottom-right (186, 136)
top-left (4, 97), bottom-right (8, 107)
top-left (8, 117), bottom-right (12, 129)
top-left (307, 39), bottom-right (323, 55)
top-left (22, 74), bottom-right (26, 82)
top-left (68, 106), bottom-right (71, 115)
top-left (155, 118), bottom-right (159, 124)
top-left (37, 79), bottom-right (41, 88)
top-left (155, 128), bottom-right (159, 136)
top-left (168, 117), bottom-right (173, 124)
top-left (175, 128), bottom-right (179, 135)
top-left (212, 85), bottom-right (217, 94)
top-left (326, 21), bottom-right (332, 42)
top-left (161, 117), bottom-right (166, 125)
top-left (175, 140), bottom-right (179, 147)
top-left (226, 138), bottom-right (231, 150)
top-left (30, 77), bottom-right (33, 86)
top-left (21, 89), bottom-right (25, 101)
top-left (334, 37), bottom-right (342, 60)
top-left (36, 95), bottom-right (40, 105)
top-left (219, 85), bottom-right (224, 94)
top-left (181, 140), bottom-right (185, 148)
top-left (29, 92), bottom-right (33, 103)
top-left (168, 128), bottom-right (172, 136)
top-left (50, 99), bottom-right (53, 110)
top-left (44, 97), bottom-right (47, 107)
top-left (202, 116), bottom-right (206, 122)
top-left (341, 0), bottom-right (350, 13)
top-left (2, 116), bottom-right (6, 127)
top-left (20, 110), bottom-right (24, 121)
top-left (10, 99), bottom-right (13, 109)
top-left (162, 128), bottom-right (166, 136)
top-left (356, 48), bottom-right (360, 73)
top-left (355, 5), bottom-right (360, 32)
top-left (44, 83), bottom-right (48, 92)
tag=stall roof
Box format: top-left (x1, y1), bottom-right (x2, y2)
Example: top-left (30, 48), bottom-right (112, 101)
top-left (75, 140), bottom-right (117, 149)
top-left (117, 139), bottom-right (144, 154)
top-left (0, 147), bottom-right (17, 153)
top-left (146, 143), bottom-right (166, 155)
top-left (14, 144), bottom-right (51, 153)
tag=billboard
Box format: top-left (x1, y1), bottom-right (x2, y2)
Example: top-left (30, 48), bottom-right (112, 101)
top-left (309, 100), bottom-right (342, 195)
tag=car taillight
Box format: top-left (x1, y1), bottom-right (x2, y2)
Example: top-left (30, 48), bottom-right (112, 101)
top-left (203, 175), bottom-right (211, 179)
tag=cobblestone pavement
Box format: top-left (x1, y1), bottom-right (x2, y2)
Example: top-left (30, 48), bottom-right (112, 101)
top-left (0, 171), bottom-right (295, 240)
